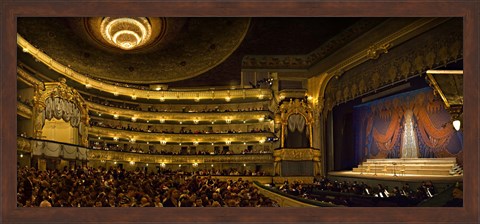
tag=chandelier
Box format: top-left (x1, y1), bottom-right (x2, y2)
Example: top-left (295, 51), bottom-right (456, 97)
top-left (100, 17), bottom-right (152, 50)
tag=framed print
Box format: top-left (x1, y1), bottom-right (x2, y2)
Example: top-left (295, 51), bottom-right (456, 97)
top-left (1, 0), bottom-right (478, 223)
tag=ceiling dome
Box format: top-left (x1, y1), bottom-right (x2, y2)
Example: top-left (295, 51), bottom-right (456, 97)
top-left (17, 17), bottom-right (250, 84)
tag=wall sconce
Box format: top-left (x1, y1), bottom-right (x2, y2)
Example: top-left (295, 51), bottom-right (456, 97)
top-left (113, 114), bottom-right (119, 119)
top-left (160, 97), bottom-right (165, 102)
top-left (225, 140), bottom-right (231, 145)
top-left (225, 97), bottom-right (231, 102)
top-left (131, 95), bottom-right (137, 100)
top-left (160, 163), bottom-right (166, 168)
top-left (113, 92), bottom-right (119, 96)
top-left (225, 119), bottom-right (231, 124)
top-left (131, 117), bottom-right (137, 122)
top-left (160, 140), bottom-right (167, 145)
top-left (193, 141), bottom-right (199, 146)
top-left (113, 137), bottom-right (119, 141)
top-left (129, 161), bottom-right (135, 165)
top-left (453, 120), bottom-right (461, 131)
top-left (193, 120), bottom-right (199, 124)
top-left (449, 106), bottom-right (463, 132)
top-left (192, 163), bottom-right (199, 167)
top-left (160, 119), bottom-right (165, 123)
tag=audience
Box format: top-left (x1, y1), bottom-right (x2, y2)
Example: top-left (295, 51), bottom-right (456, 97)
top-left (17, 166), bottom-right (278, 207)
top-left (276, 177), bottom-right (440, 207)
top-left (85, 95), bottom-right (268, 113)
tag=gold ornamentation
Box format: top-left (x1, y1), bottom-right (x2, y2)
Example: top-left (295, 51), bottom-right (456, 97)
top-left (17, 137), bottom-right (32, 153)
top-left (323, 24), bottom-right (462, 108)
top-left (88, 126), bottom-right (274, 143)
top-left (273, 148), bottom-right (321, 161)
top-left (17, 66), bottom-right (45, 89)
top-left (33, 80), bottom-right (89, 146)
top-left (366, 43), bottom-right (391, 60)
top-left (18, 18), bottom-right (250, 84)
top-left (87, 101), bottom-right (273, 121)
top-left (17, 102), bottom-right (33, 119)
top-left (88, 150), bottom-right (273, 164)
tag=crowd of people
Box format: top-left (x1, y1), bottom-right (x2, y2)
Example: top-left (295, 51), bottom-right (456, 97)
top-left (17, 166), bottom-right (279, 207)
top-left (89, 120), bottom-right (272, 134)
top-left (85, 95), bottom-right (268, 113)
top-left (276, 177), bottom-right (438, 207)
top-left (89, 141), bottom-right (272, 155)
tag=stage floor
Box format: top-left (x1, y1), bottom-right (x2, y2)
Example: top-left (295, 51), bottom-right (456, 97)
top-left (328, 171), bottom-right (463, 183)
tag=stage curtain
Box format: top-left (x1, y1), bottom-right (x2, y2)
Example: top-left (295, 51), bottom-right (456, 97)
top-left (353, 88), bottom-right (462, 163)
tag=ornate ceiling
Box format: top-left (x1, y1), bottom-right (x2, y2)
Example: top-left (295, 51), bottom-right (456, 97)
top-left (18, 17), bottom-right (384, 87)
top-left (18, 17), bottom-right (250, 84)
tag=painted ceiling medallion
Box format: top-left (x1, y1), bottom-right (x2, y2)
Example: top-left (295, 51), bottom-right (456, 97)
top-left (100, 17), bottom-right (153, 50)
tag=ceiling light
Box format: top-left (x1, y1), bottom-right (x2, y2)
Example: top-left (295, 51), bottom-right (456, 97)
top-left (100, 17), bottom-right (152, 51)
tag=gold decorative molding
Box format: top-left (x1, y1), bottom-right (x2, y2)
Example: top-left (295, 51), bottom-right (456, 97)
top-left (33, 79), bottom-right (90, 146)
top-left (17, 102), bottom-right (33, 119)
top-left (18, 18), bottom-right (250, 84)
top-left (17, 137), bottom-right (32, 153)
top-left (308, 18), bottom-right (451, 113)
top-left (87, 101), bottom-right (273, 122)
top-left (88, 126), bottom-right (274, 143)
top-left (18, 34), bottom-right (272, 100)
top-left (366, 43), bottom-right (392, 60)
top-left (17, 67), bottom-right (45, 90)
top-left (321, 19), bottom-right (462, 112)
top-left (88, 150), bottom-right (273, 164)
top-left (278, 99), bottom-right (314, 147)
top-left (273, 148), bottom-right (320, 161)
top-left (279, 99), bottom-right (313, 124)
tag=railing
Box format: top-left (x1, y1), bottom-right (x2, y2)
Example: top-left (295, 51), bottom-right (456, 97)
top-left (253, 181), bottom-right (340, 207)
top-left (17, 137), bottom-right (274, 164)
top-left (17, 101), bottom-right (33, 119)
top-left (87, 101), bottom-right (273, 122)
top-left (18, 137), bottom-right (89, 160)
top-left (88, 126), bottom-right (275, 143)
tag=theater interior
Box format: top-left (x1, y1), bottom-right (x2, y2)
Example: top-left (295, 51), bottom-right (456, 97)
top-left (16, 17), bottom-right (464, 208)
